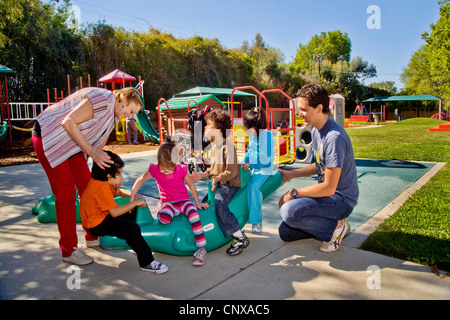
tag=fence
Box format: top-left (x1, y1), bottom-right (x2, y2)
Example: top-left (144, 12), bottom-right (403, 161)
top-left (8, 102), bottom-right (50, 121)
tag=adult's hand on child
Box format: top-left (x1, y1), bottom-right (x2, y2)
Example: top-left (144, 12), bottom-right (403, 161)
top-left (92, 148), bottom-right (114, 170)
top-left (241, 163), bottom-right (250, 170)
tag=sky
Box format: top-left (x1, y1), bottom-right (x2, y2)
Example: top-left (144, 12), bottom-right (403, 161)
top-left (65, 0), bottom-right (442, 90)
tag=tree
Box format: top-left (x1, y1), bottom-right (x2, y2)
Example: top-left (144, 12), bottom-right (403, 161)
top-left (401, 0), bottom-right (450, 102)
top-left (369, 81), bottom-right (398, 95)
top-left (0, 0), bottom-right (84, 101)
top-left (241, 33), bottom-right (285, 87)
top-left (291, 30), bottom-right (352, 75)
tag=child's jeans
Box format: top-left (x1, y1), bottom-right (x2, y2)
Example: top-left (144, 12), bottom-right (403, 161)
top-left (89, 213), bottom-right (154, 268)
top-left (214, 182), bottom-right (240, 237)
top-left (278, 194), bottom-right (353, 242)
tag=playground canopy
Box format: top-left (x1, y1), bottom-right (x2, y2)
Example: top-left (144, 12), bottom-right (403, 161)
top-left (99, 69), bottom-right (137, 83)
top-left (174, 86), bottom-right (256, 98)
top-left (363, 94), bottom-right (443, 120)
top-left (159, 94), bottom-right (227, 111)
top-left (0, 64), bottom-right (14, 74)
top-left (362, 94), bottom-right (440, 103)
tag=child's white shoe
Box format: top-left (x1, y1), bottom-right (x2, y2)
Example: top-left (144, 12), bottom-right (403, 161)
top-left (251, 222), bottom-right (262, 234)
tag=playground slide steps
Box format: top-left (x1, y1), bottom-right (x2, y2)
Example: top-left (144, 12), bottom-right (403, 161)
top-left (429, 122), bottom-right (450, 132)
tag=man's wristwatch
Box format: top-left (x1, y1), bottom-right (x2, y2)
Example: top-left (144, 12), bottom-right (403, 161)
top-left (289, 188), bottom-right (298, 198)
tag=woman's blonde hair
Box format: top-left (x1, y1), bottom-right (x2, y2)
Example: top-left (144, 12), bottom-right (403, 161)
top-left (113, 87), bottom-right (143, 109)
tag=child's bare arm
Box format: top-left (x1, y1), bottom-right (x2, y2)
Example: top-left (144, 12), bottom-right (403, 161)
top-left (185, 174), bottom-right (210, 209)
top-left (130, 171), bottom-right (152, 201)
top-left (189, 170), bottom-right (209, 181)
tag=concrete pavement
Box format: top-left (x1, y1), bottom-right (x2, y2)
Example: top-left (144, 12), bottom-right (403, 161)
top-left (0, 152), bottom-right (448, 300)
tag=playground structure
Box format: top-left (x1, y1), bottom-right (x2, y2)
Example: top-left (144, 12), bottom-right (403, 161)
top-left (0, 64), bottom-right (13, 148)
top-left (362, 94), bottom-right (446, 122)
top-left (349, 104), bottom-right (385, 125)
top-left (157, 86), bottom-right (299, 174)
top-left (1, 69), bottom-right (161, 152)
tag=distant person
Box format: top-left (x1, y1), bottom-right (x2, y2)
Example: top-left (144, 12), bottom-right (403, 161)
top-left (32, 87), bottom-right (143, 265)
top-left (395, 108), bottom-right (399, 122)
top-left (130, 137), bottom-right (210, 266)
top-left (278, 84), bottom-right (359, 253)
top-left (126, 114), bottom-right (139, 145)
top-left (79, 151), bottom-right (168, 274)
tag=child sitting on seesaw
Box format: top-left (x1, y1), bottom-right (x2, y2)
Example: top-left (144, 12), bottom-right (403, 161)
top-left (190, 109), bottom-right (249, 256)
top-left (79, 150), bottom-right (168, 274)
top-left (130, 137), bottom-right (210, 266)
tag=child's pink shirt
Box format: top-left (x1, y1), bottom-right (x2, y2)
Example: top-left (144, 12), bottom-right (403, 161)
top-left (149, 164), bottom-right (190, 203)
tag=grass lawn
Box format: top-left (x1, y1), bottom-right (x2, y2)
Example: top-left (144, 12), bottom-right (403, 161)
top-left (347, 118), bottom-right (450, 271)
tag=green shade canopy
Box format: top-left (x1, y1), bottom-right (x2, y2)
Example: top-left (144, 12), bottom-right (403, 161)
top-left (174, 86), bottom-right (256, 98)
top-left (159, 94), bottom-right (227, 111)
top-left (363, 94), bottom-right (440, 102)
top-left (0, 64), bottom-right (14, 74)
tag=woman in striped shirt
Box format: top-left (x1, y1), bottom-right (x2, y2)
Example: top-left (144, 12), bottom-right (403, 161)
top-left (32, 87), bottom-right (143, 266)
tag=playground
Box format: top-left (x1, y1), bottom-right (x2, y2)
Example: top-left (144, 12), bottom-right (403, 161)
top-left (1, 67), bottom-right (449, 300)
top-left (0, 147), bottom-right (449, 300)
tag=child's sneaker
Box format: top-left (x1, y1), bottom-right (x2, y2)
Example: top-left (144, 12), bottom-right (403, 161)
top-left (63, 247), bottom-right (94, 266)
top-left (141, 260), bottom-right (168, 274)
top-left (251, 222), bottom-right (262, 234)
top-left (226, 232), bottom-right (250, 256)
top-left (193, 248), bottom-right (207, 266)
top-left (319, 219), bottom-right (350, 253)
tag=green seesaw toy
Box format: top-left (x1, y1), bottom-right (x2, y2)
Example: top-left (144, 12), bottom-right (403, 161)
top-left (32, 169), bottom-right (283, 256)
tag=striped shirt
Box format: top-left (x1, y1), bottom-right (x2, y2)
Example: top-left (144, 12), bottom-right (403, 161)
top-left (37, 88), bottom-right (116, 168)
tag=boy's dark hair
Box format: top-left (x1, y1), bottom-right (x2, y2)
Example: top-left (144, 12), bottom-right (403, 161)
top-left (91, 150), bottom-right (124, 181)
top-left (297, 84), bottom-right (330, 114)
top-left (204, 108), bottom-right (232, 139)
top-left (243, 107), bottom-right (268, 136)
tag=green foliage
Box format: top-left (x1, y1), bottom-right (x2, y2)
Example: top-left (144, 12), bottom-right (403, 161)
top-left (291, 30), bottom-right (352, 73)
top-left (289, 30), bottom-right (376, 109)
top-left (0, 0), bottom-right (84, 101)
top-left (0, 1), bottom-right (367, 109)
top-left (401, 0), bottom-right (450, 103)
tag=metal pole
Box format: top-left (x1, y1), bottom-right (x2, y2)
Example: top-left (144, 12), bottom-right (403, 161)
top-left (67, 75), bottom-right (71, 95)
top-left (4, 73), bottom-right (13, 152)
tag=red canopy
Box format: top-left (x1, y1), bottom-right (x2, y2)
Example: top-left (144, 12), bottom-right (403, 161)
top-left (99, 69), bottom-right (136, 83)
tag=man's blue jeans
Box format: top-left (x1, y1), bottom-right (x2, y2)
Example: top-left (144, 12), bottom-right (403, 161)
top-left (278, 194), bottom-right (353, 242)
top-left (215, 182), bottom-right (240, 237)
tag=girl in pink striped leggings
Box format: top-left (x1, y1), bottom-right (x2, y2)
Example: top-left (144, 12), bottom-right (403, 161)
top-left (131, 137), bottom-right (210, 266)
